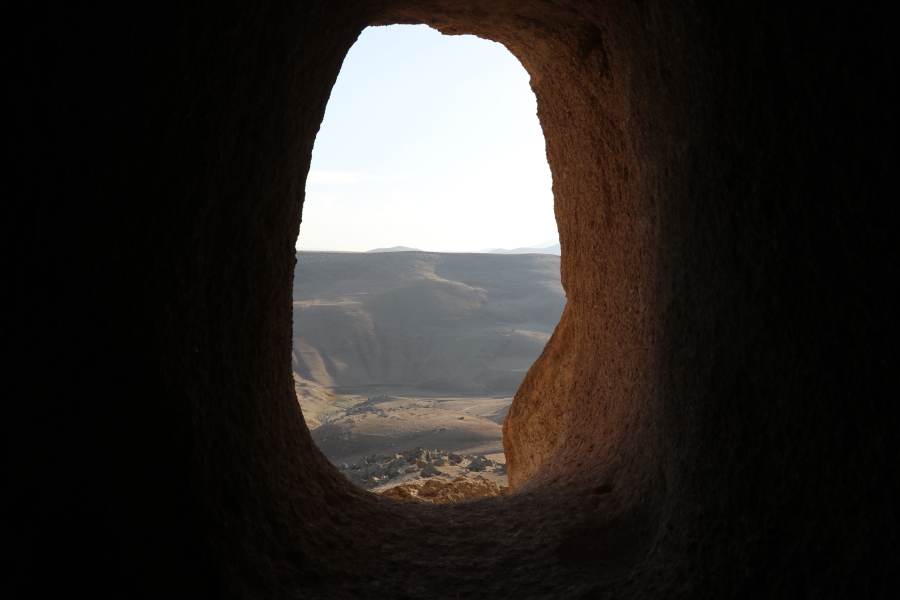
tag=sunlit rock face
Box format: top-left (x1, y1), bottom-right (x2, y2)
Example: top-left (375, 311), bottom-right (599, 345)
top-left (21, 1), bottom-right (894, 598)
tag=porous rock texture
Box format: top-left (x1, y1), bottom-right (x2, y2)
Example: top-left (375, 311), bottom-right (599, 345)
top-left (14, 1), bottom-right (895, 598)
top-left (380, 477), bottom-right (508, 504)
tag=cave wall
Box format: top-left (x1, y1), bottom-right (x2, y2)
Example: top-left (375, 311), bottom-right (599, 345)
top-left (15, 0), bottom-right (895, 598)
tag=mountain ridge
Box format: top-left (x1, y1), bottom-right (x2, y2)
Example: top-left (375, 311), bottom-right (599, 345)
top-left (293, 250), bottom-right (565, 397)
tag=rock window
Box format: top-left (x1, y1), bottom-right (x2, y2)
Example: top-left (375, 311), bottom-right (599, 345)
top-left (292, 25), bottom-right (563, 501)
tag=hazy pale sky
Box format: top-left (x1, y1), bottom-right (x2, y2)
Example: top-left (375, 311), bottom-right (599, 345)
top-left (297, 25), bottom-right (556, 253)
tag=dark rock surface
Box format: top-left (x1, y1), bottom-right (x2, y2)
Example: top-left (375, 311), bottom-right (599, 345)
top-left (420, 462), bottom-right (441, 477)
top-left (14, 1), bottom-right (895, 598)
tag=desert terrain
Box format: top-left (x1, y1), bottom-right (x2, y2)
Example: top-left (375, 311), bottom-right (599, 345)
top-left (292, 250), bottom-right (565, 491)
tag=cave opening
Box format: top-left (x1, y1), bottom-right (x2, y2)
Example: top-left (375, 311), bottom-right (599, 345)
top-left (20, 0), bottom-right (890, 596)
top-left (292, 25), bottom-right (564, 500)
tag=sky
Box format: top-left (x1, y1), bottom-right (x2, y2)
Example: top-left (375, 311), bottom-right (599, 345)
top-left (296, 25), bottom-right (557, 253)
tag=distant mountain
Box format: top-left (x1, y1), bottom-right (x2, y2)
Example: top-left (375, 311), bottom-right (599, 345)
top-left (367, 246), bottom-right (421, 253)
top-left (485, 242), bottom-right (560, 255)
top-left (292, 251), bottom-right (565, 397)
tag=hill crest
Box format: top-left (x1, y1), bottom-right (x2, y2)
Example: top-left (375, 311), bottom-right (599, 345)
top-left (293, 251), bottom-right (565, 397)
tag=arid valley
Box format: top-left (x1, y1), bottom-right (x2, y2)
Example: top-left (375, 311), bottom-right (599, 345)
top-left (292, 249), bottom-right (565, 496)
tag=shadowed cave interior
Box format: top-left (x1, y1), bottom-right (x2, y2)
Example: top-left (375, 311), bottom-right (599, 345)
top-left (19, 1), bottom-right (895, 598)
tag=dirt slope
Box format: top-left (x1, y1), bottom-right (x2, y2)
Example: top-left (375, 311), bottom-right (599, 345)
top-left (292, 251), bottom-right (565, 397)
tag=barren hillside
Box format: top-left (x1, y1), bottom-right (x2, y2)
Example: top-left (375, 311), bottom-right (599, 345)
top-left (292, 251), bottom-right (565, 397)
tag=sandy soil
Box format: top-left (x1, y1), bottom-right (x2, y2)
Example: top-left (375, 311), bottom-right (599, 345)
top-left (302, 388), bottom-right (512, 487)
top-left (292, 251), bottom-right (562, 492)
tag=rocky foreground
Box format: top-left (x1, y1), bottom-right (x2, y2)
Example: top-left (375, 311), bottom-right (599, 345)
top-left (380, 477), bottom-right (508, 503)
top-left (309, 392), bottom-right (510, 470)
top-left (338, 446), bottom-right (508, 498)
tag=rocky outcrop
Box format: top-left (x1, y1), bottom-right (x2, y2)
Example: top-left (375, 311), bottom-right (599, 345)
top-left (338, 447), bottom-right (506, 489)
top-left (380, 477), bottom-right (508, 504)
